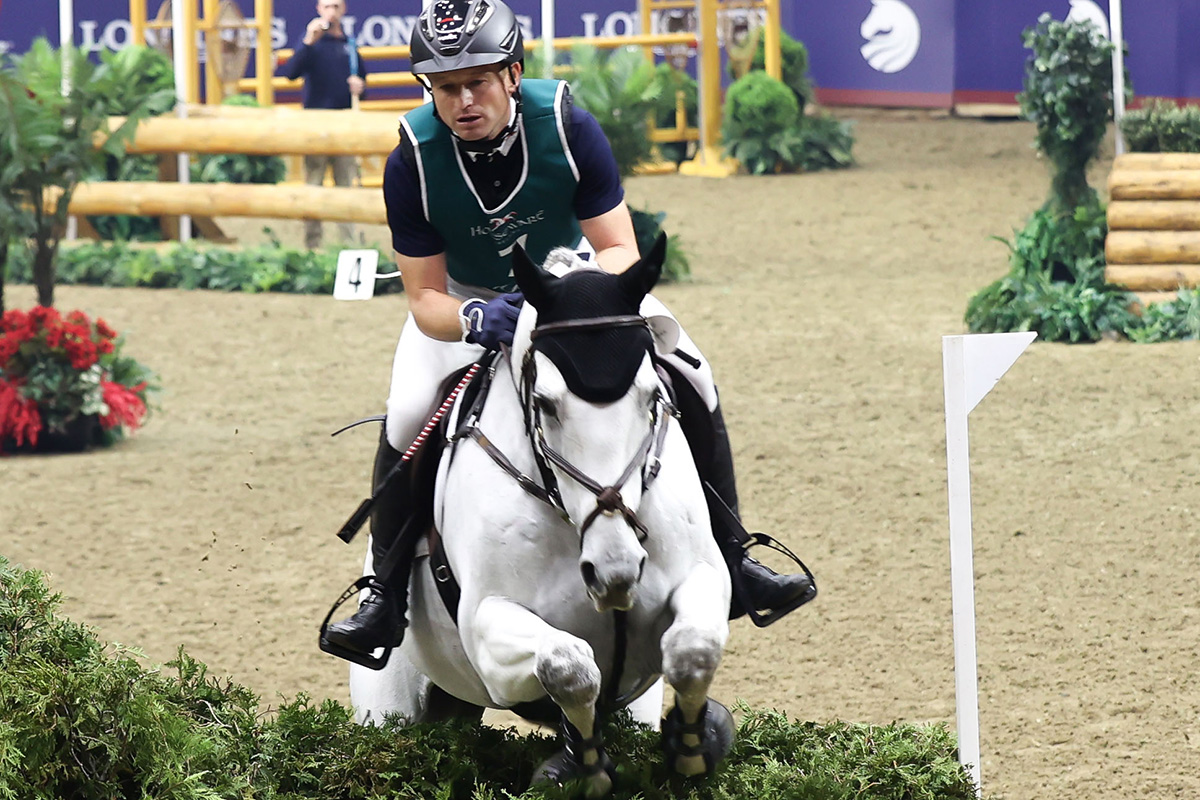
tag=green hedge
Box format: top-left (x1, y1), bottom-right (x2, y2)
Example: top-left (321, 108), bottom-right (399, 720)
top-left (4, 240), bottom-right (402, 296)
top-left (0, 557), bottom-right (980, 800)
top-left (1120, 99), bottom-right (1200, 153)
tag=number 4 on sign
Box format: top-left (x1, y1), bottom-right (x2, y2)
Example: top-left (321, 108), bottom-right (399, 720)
top-left (333, 250), bottom-right (381, 301)
top-left (941, 331), bottom-right (1037, 798)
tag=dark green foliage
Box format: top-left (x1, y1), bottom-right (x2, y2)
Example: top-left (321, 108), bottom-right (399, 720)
top-left (791, 114), bottom-right (856, 173)
top-left (0, 39), bottom-right (174, 308)
top-left (721, 72), bottom-right (799, 175)
top-left (5, 239), bottom-right (402, 296)
top-left (721, 72), bottom-right (854, 175)
top-left (2, 558), bottom-right (981, 800)
top-left (630, 207), bottom-right (690, 282)
top-left (725, 71), bottom-right (799, 137)
top-left (100, 44), bottom-right (177, 117)
top-left (559, 45), bottom-right (663, 179)
top-left (1017, 14), bottom-right (1125, 213)
top-left (1120, 99), bottom-right (1200, 153)
top-left (737, 29), bottom-right (815, 113)
top-left (1129, 288), bottom-right (1200, 342)
top-left (966, 206), bottom-right (1139, 342)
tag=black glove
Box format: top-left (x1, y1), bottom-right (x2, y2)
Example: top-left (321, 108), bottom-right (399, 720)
top-left (458, 292), bottom-right (523, 350)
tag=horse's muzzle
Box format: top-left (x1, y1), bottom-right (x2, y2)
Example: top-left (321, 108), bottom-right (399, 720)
top-left (581, 556), bottom-right (644, 612)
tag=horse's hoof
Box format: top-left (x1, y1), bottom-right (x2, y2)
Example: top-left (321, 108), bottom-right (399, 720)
top-left (532, 748), bottom-right (615, 798)
top-left (661, 698), bottom-right (735, 776)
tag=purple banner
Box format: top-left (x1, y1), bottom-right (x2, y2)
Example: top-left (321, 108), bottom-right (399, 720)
top-left (1, 1), bottom-right (1197, 108)
top-left (955, 0), bottom-right (1200, 104)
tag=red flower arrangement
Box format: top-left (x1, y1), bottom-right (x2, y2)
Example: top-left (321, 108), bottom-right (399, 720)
top-left (0, 306), bottom-right (156, 453)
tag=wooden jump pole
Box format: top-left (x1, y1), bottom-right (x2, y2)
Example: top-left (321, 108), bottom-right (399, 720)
top-left (763, 0), bottom-right (781, 80)
top-left (202, 0), bottom-right (222, 104)
top-left (101, 113), bottom-right (404, 155)
top-left (53, 182), bottom-right (387, 225)
top-left (1107, 200), bottom-right (1200, 231)
top-left (1105, 264), bottom-right (1200, 290)
top-left (129, 0), bottom-right (147, 46)
top-left (255, 0), bottom-right (274, 106)
top-left (1106, 231), bottom-right (1200, 264)
top-left (1108, 171), bottom-right (1200, 201)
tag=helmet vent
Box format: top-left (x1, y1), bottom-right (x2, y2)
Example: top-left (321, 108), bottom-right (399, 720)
top-left (498, 26), bottom-right (517, 54)
top-left (465, 1), bottom-right (493, 36)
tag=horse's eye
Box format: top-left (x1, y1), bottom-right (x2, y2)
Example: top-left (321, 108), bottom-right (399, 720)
top-left (535, 395), bottom-right (558, 419)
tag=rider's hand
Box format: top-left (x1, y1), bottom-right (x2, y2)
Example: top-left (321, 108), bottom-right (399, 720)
top-left (459, 292), bottom-right (523, 350)
top-left (303, 17), bottom-right (327, 45)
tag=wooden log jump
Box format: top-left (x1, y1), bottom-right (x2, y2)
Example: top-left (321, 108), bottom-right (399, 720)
top-left (57, 182), bottom-right (386, 225)
top-left (1105, 153), bottom-right (1200, 292)
top-left (102, 111), bottom-right (402, 157)
top-left (69, 110), bottom-right (399, 237)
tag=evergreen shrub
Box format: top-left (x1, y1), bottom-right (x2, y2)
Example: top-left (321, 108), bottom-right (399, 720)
top-left (1120, 98), bottom-right (1200, 153)
top-left (1, 557), bottom-right (981, 799)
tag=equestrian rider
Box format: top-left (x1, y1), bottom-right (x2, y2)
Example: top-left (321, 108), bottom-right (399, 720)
top-left (322, 0), bottom-right (814, 658)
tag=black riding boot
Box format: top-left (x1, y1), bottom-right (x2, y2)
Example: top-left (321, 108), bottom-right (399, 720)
top-left (701, 404), bottom-right (815, 619)
top-left (322, 429), bottom-right (417, 655)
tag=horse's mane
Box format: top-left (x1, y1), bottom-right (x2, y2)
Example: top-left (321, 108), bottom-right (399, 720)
top-left (542, 247), bottom-right (600, 278)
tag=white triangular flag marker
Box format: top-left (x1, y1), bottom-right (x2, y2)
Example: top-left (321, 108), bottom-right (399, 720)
top-left (960, 331), bottom-right (1038, 414)
top-left (941, 331), bottom-right (1036, 798)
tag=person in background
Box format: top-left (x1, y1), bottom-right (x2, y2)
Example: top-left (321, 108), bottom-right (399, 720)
top-left (280, 0), bottom-right (366, 249)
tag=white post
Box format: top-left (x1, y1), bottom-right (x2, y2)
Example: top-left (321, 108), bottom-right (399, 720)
top-left (541, 0), bottom-right (555, 79)
top-left (942, 331), bottom-right (1037, 799)
top-left (171, 0), bottom-right (193, 242)
top-left (942, 335), bottom-right (982, 796)
top-left (1110, 0), bottom-right (1126, 155)
top-left (59, 0), bottom-right (78, 241)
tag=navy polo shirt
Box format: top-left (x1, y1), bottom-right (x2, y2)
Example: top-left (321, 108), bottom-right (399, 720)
top-left (280, 33), bottom-right (367, 110)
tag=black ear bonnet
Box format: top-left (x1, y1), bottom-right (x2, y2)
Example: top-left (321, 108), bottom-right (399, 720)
top-left (526, 269), bottom-right (653, 403)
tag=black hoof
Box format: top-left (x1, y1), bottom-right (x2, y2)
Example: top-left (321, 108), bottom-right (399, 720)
top-left (661, 698), bottom-right (735, 776)
top-left (532, 719), bottom-right (616, 797)
top-left (533, 748), bottom-right (615, 797)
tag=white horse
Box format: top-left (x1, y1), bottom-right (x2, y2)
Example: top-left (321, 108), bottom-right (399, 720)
top-left (349, 238), bottom-right (734, 795)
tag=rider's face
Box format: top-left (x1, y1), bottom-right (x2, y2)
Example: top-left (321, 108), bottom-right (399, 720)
top-left (429, 63), bottom-right (520, 141)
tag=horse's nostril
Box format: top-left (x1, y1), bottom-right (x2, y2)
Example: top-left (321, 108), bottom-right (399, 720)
top-left (637, 556), bottom-right (646, 582)
top-left (580, 561), bottom-right (598, 589)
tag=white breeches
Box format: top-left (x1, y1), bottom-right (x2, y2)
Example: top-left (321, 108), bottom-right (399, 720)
top-left (383, 294), bottom-right (717, 452)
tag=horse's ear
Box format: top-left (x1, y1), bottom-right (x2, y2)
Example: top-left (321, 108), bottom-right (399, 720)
top-left (511, 243), bottom-right (554, 310)
top-left (617, 233), bottom-right (666, 303)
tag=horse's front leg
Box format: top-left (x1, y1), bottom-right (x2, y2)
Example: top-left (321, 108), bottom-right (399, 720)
top-left (661, 562), bottom-right (735, 777)
top-left (467, 596), bottom-right (614, 797)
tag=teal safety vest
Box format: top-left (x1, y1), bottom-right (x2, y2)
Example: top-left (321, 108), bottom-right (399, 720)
top-left (400, 79), bottom-right (583, 293)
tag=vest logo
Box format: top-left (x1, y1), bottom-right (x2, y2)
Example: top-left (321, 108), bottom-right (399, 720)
top-left (489, 212), bottom-right (518, 231)
top-left (860, 0), bottom-right (921, 74)
top-left (470, 209), bottom-right (546, 243)
top-left (1066, 0), bottom-right (1110, 39)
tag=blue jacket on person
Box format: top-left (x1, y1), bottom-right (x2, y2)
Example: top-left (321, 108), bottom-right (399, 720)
top-left (280, 33), bottom-right (366, 110)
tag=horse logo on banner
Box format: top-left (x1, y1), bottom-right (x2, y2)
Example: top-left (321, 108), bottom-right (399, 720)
top-left (860, 0), bottom-right (921, 74)
top-left (1066, 0), bottom-right (1110, 39)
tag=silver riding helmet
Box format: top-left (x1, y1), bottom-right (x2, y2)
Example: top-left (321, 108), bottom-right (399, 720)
top-left (410, 0), bottom-right (525, 78)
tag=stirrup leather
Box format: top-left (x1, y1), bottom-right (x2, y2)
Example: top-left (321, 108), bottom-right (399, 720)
top-left (704, 482), bottom-right (818, 627)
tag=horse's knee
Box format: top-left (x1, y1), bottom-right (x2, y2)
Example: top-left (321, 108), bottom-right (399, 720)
top-left (661, 625), bottom-right (723, 698)
top-left (535, 638), bottom-right (601, 710)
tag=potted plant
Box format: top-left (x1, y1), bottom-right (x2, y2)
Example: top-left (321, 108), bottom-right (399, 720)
top-left (0, 306), bottom-right (156, 453)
